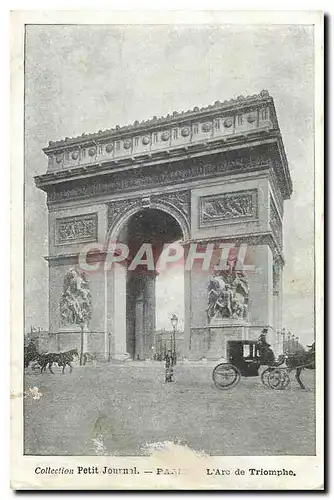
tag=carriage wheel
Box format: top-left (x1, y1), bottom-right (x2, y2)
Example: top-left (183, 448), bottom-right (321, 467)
top-left (268, 369), bottom-right (289, 390)
top-left (212, 363), bottom-right (241, 390)
top-left (280, 369), bottom-right (290, 389)
top-left (261, 367), bottom-right (273, 388)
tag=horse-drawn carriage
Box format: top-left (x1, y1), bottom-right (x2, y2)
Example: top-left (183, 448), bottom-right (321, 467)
top-left (24, 340), bottom-right (79, 374)
top-left (212, 338), bottom-right (315, 390)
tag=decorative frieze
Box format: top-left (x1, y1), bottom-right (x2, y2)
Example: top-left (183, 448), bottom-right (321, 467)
top-left (247, 113), bottom-right (257, 124)
top-left (201, 122), bottom-right (212, 132)
top-left (47, 151), bottom-right (272, 204)
top-left (270, 197), bottom-right (283, 247)
top-left (45, 96), bottom-right (274, 173)
top-left (56, 213), bottom-right (98, 245)
top-left (223, 117), bottom-right (233, 128)
top-left (158, 191), bottom-right (191, 219)
top-left (161, 131), bottom-right (170, 141)
top-left (107, 190), bottom-right (191, 232)
top-left (108, 199), bottom-right (139, 228)
top-left (199, 189), bottom-right (258, 227)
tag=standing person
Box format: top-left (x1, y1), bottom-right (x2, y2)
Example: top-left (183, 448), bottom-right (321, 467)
top-left (164, 350), bottom-right (174, 382)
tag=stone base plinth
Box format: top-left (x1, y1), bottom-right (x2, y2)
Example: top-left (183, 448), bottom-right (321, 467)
top-left (189, 318), bottom-right (250, 360)
top-left (55, 325), bottom-right (89, 354)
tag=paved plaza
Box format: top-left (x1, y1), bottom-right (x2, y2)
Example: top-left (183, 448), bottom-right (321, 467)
top-left (24, 362), bottom-right (316, 457)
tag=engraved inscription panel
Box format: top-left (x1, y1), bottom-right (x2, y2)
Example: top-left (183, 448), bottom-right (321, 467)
top-left (56, 213), bottom-right (98, 245)
top-left (199, 189), bottom-right (258, 227)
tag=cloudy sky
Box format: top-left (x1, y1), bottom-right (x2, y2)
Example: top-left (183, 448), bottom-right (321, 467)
top-left (24, 23), bottom-right (315, 343)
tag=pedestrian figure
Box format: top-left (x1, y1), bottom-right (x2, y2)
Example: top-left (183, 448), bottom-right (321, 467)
top-left (165, 350), bottom-right (174, 383)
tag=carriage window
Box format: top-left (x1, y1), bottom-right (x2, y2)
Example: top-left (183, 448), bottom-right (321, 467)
top-left (193, 124), bottom-right (199, 134)
top-left (153, 133), bottom-right (158, 143)
top-left (244, 345), bottom-right (252, 357)
top-left (135, 136), bottom-right (139, 146)
top-left (173, 128), bottom-right (178, 140)
top-left (116, 141), bottom-right (120, 151)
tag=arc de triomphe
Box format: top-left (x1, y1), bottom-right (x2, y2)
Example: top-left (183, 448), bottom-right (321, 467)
top-left (35, 90), bottom-right (292, 360)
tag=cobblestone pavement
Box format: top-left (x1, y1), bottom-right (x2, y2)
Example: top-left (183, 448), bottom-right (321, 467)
top-left (24, 362), bottom-right (316, 456)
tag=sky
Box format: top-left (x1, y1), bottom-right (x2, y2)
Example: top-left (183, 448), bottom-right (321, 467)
top-left (24, 23), bottom-right (315, 343)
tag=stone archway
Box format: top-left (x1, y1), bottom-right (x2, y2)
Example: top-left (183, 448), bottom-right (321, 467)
top-left (107, 203), bottom-right (186, 360)
top-left (106, 192), bottom-right (191, 243)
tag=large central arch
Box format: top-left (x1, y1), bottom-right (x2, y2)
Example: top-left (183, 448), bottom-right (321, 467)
top-left (107, 196), bottom-right (191, 243)
top-left (107, 205), bottom-right (185, 360)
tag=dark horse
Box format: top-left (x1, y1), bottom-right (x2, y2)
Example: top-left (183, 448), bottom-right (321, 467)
top-left (258, 336), bottom-right (315, 389)
top-left (40, 348), bottom-right (79, 374)
top-left (57, 349), bottom-right (79, 374)
top-left (25, 345), bottom-right (79, 374)
top-left (284, 343), bottom-right (315, 389)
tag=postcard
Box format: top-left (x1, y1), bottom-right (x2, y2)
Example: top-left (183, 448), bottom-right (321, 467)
top-left (10, 10), bottom-right (324, 490)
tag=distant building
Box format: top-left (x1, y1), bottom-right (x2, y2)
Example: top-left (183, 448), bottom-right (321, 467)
top-left (154, 329), bottom-right (184, 359)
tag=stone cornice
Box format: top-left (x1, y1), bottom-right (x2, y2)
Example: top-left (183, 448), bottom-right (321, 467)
top-left (44, 250), bottom-right (107, 267)
top-left (43, 90), bottom-right (275, 153)
top-left (37, 132), bottom-right (277, 187)
top-left (36, 136), bottom-right (292, 201)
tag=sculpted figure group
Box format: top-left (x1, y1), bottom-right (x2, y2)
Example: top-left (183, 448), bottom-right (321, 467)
top-left (207, 270), bottom-right (249, 322)
top-left (60, 268), bottom-right (92, 326)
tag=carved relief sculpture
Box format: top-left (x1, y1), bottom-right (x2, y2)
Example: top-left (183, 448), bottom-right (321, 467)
top-left (206, 269), bottom-right (249, 323)
top-left (60, 268), bottom-right (92, 326)
top-left (56, 213), bottom-right (97, 245)
top-left (108, 191), bottom-right (191, 233)
top-left (156, 191), bottom-right (191, 219)
top-left (200, 190), bottom-right (257, 227)
top-left (46, 152), bottom-right (272, 203)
